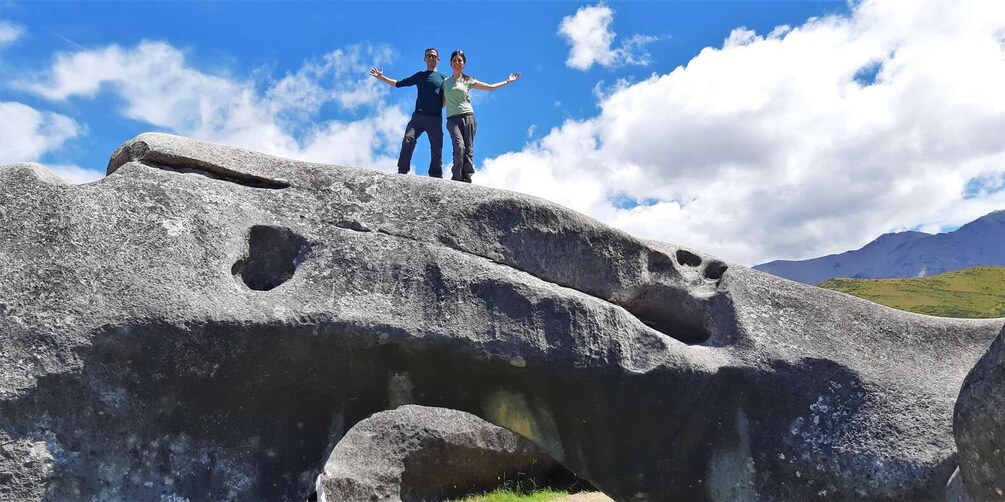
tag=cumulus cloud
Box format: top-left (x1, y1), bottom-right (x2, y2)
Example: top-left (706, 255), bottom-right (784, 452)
top-left (0, 102), bottom-right (81, 163)
top-left (298, 105), bottom-right (411, 169)
top-left (22, 41), bottom-right (405, 171)
top-left (266, 45), bottom-right (395, 117)
top-left (0, 21), bottom-right (24, 48)
top-left (47, 164), bottom-right (104, 184)
top-left (559, 4), bottom-right (659, 70)
top-left (484, 0), bottom-right (1005, 265)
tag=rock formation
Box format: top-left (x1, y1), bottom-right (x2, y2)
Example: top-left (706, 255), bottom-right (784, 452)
top-left (314, 405), bottom-right (576, 501)
top-left (954, 325), bottom-right (1005, 501)
top-left (0, 133), bottom-right (1001, 501)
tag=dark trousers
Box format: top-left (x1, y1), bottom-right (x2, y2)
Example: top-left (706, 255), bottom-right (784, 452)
top-left (447, 113), bottom-right (476, 182)
top-left (398, 113), bottom-right (443, 177)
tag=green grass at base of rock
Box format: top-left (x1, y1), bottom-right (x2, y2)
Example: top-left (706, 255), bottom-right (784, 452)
top-left (819, 266), bottom-right (1005, 318)
top-left (457, 488), bottom-right (569, 502)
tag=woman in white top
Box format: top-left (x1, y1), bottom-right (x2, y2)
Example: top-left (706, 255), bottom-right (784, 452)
top-left (442, 50), bottom-right (520, 183)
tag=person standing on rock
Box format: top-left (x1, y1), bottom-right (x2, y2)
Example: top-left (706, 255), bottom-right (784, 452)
top-left (369, 48), bottom-right (447, 178)
top-left (442, 50), bottom-right (519, 183)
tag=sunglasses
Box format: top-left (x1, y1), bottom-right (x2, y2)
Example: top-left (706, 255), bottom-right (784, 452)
top-left (425, 54), bottom-right (439, 59)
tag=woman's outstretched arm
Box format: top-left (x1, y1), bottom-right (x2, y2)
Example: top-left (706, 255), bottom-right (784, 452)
top-left (471, 72), bottom-right (520, 91)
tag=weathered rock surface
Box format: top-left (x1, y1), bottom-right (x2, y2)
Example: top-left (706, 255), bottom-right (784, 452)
top-left (946, 467), bottom-right (971, 502)
top-left (954, 325), bottom-right (1005, 501)
top-left (315, 405), bottom-right (575, 501)
top-left (0, 132), bottom-right (1002, 501)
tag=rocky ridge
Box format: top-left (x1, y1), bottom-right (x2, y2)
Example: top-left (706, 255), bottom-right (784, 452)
top-left (0, 133), bottom-right (1001, 501)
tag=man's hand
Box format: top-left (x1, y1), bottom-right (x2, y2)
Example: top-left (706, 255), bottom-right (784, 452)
top-left (369, 67), bottom-right (397, 86)
top-left (507, 72), bottom-right (521, 83)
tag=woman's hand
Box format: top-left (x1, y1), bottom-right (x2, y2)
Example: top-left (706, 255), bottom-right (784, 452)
top-left (369, 67), bottom-right (384, 79)
top-left (473, 73), bottom-right (521, 91)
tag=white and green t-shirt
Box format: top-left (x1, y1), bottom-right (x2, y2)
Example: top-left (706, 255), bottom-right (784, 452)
top-left (444, 75), bottom-right (476, 118)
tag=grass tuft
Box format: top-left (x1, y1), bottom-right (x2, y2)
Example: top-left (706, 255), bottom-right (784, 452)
top-left (456, 487), bottom-right (569, 502)
top-left (448, 476), bottom-right (578, 502)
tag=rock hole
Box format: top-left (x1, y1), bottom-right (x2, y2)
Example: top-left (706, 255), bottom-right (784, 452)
top-left (676, 249), bottom-right (702, 267)
top-left (623, 251), bottom-right (712, 344)
top-left (232, 225), bottom-right (311, 291)
top-left (704, 261), bottom-right (728, 281)
top-left (647, 249), bottom-right (678, 275)
top-left (626, 289), bottom-right (711, 344)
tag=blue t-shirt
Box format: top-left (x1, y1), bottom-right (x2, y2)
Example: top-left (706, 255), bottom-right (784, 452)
top-left (396, 70), bottom-right (447, 117)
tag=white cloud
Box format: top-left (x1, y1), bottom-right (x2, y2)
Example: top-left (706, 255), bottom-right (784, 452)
top-left (47, 164), bottom-right (104, 184)
top-left (0, 21), bottom-right (24, 48)
top-left (558, 4), bottom-right (659, 70)
top-left (485, 0), bottom-right (1005, 265)
top-left (0, 102), bottom-right (80, 163)
top-left (266, 44), bottom-right (395, 117)
top-left (0, 101), bottom-right (98, 184)
top-left (298, 105), bottom-right (409, 169)
top-left (21, 41), bottom-right (406, 171)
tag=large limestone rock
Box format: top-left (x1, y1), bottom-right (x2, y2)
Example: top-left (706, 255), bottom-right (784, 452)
top-left (0, 132), bottom-right (1001, 501)
top-left (315, 405), bottom-right (575, 501)
top-left (954, 325), bottom-right (1005, 501)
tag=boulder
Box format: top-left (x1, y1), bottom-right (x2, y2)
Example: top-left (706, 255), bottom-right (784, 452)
top-left (954, 325), bottom-right (1005, 501)
top-left (0, 133), bottom-right (1001, 501)
top-left (314, 404), bottom-right (576, 501)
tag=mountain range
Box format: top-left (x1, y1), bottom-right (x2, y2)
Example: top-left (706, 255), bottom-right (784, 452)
top-left (754, 210), bottom-right (1005, 285)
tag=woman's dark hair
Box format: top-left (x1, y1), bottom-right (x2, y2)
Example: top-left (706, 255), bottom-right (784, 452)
top-left (450, 50), bottom-right (471, 81)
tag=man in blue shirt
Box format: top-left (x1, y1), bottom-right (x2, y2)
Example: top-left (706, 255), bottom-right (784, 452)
top-left (369, 48), bottom-right (447, 178)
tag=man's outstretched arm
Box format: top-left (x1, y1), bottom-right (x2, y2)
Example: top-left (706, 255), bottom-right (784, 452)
top-left (369, 67), bottom-right (398, 86)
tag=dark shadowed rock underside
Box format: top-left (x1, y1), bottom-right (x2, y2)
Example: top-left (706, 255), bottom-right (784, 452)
top-left (0, 133), bottom-right (1001, 501)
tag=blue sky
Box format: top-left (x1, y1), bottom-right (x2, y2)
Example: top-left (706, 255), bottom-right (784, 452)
top-left (2, 0), bottom-right (1005, 265)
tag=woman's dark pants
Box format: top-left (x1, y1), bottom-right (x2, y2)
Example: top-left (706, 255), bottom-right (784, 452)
top-left (447, 114), bottom-right (477, 182)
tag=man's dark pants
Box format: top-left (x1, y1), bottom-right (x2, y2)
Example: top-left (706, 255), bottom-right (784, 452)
top-left (398, 113), bottom-right (443, 178)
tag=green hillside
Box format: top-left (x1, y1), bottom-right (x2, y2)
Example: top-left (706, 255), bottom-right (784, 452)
top-left (819, 266), bottom-right (1005, 318)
